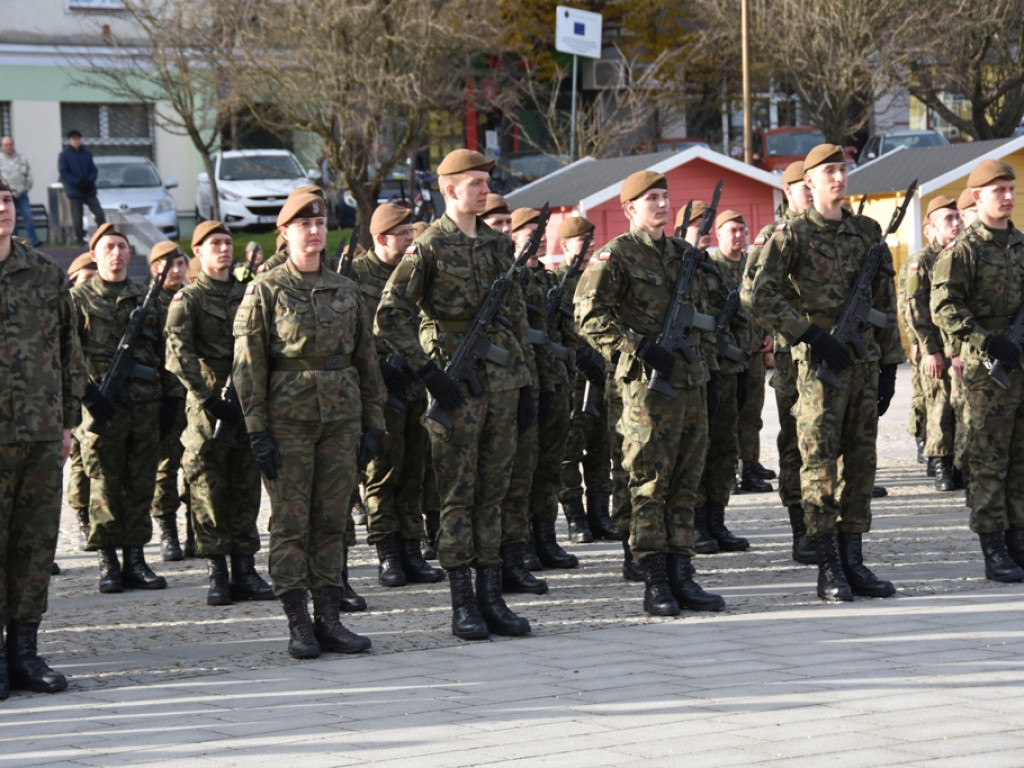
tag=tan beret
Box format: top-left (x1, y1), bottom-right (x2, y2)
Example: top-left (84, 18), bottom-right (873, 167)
top-left (957, 187), bottom-right (977, 211)
top-left (191, 220), bottom-right (231, 250)
top-left (676, 200), bottom-right (707, 231)
top-left (510, 208), bottom-right (540, 232)
top-left (925, 195), bottom-right (957, 218)
top-left (437, 149), bottom-right (495, 176)
top-left (67, 252), bottom-right (97, 279)
top-left (245, 240), bottom-right (262, 254)
top-left (89, 222), bottom-right (129, 252)
top-left (370, 202), bottom-right (413, 236)
top-left (781, 161), bottom-right (805, 185)
top-left (290, 184), bottom-right (326, 201)
top-left (967, 158), bottom-right (1016, 188)
top-left (803, 144), bottom-right (846, 172)
top-left (620, 170), bottom-right (668, 204)
top-left (483, 193), bottom-right (510, 218)
top-left (412, 221), bottom-right (429, 238)
top-left (715, 209), bottom-right (744, 230)
top-left (277, 192), bottom-right (327, 228)
top-left (149, 240), bottom-right (186, 265)
top-left (557, 216), bottom-right (594, 239)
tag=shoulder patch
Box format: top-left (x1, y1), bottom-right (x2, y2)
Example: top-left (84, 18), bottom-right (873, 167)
top-left (256, 264), bottom-right (268, 273)
top-left (405, 245), bottom-right (415, 255)
top-left (774, 222), bottom-right (787, 232)
top-left (944, 241), bottom-right (955, 250)
top-left (172, 290), bottom-right (184, 301)
top-left (245, 285), bottom-right (256, 295)
top-left (753, 235), bottom-right (766, 246)
top-left (908, 262), bottom-right (919, 272)
top-left (597, 251), bottom-right (611, 261)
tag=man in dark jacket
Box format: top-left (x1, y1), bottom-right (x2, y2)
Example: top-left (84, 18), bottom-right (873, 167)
top-left (58, 130), bottom-right (106, 245)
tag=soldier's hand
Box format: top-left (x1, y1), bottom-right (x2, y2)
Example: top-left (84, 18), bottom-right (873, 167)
top-left (637, 338), bottom-right (675, 377)
top-left (379, 360), bottom-right (408, 400)
top-left (923, 352), bottom-right (945, 380)
top-left (417, 361), bottom-right (465, 410)
top-left (357, 426), bottom-right (384, 472)
top-left (158, 396), bottom-right (181, 440)
top-left (517, 386), bottom-right (536, 434)
top-left (249, 430), bottom-right (282, 480)
top-left (799, 325), bottom-right (852, 371)
top-left (575, 348), bottom-right (605, 383)
top-left (82, 383), bottom-right (115, 423)
top-left (202, 395), bottom-right (240, 426)
top-left (951, 355), bottom-right (965, 381)
top-left (877, 363), bottom-right (898, 416)
top-left (538, 390), bottom-right (555, 426)
top-left (736, 369), bottom-right (749, 411)
top-left (983, 334), bottom-right (1022, 370)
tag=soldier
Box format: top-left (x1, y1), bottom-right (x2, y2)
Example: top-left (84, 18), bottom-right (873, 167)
top-left (931, 159), bottom-right (1024, 582)
top-left (73, 228), bottom-right (183, 593)
top-left (235, 241), bottom-right (263, 283)
top-left (165, 220), bottom-right (274, 606)
top-left (353, 202), bottom-right (443, 588)
top-left (482, 194), bottom-right (512, 235)
top-left (0, 177), bottom-right (83, 697)
top-left (65, 253), bottom-right (97, 551)
top-left (233, 192), bottom-right (381, 658)
top-left (898, 226), bottom-right (928, 470)
top-left (744, 144), bottom-right (903, 602)
top-left (575, 170), bottom-right (725, 617)
top-left (376, 149), bottom-right (537, 640)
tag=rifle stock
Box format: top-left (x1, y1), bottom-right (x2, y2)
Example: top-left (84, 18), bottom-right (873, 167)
top-left (985, 282), bottom-right (1024, 390)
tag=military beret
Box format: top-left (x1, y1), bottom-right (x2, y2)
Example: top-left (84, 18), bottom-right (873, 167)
top-left (620, 170), bottom-right (668, 204)
top-left (675, 200), bottom-right (707, 230)
top-left (925, 195), bottom-right (957, 218)
top-left (803, 144), bottom-right (846, 172)
top-left (967, 158), bottom-right (1016, 188)
top-left (510, 208), bottom-right (540, 232)
top-left (149, 240), bottom-right (186, 265)
top-left (191, 220), bottom-right (231, 250)
top-left (437, 149), bottom-right (495, 176)
top-left (89, 222), bottom-right (129, 251)
top-left (67, 252), bottom-right (97, 279)
top-left (370, 202), bottom-right (413, 236)
top-left (557, 216), bottom-right (594, 239)
top-left (186, 255), bottom-right (202, 281)
top-left (245, 240), bottom-right (262, 254)
top-left (289, 184), bottom-right (326, 201)
top-left (781, 161), bottom-right (805, 185)
top-left (277, 192), bottom-right (328, 228)
top-left (715, 209), bottom-right (745, 230)
top-left (957, 187), bottom-right (977, 211)
top-left (412, 221), bottom-right (430, 238)
top-left (483, 193), bottom-right (510, 217)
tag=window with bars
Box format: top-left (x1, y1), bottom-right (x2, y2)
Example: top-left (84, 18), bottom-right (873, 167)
top-left (0, 103), bottom-right (9, 137)
top-left (60, 103), bottom-right (153, 158)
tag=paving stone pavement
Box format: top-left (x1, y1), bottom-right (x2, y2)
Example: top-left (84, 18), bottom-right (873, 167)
top-left (4, 362), bottom-right (1024, 767)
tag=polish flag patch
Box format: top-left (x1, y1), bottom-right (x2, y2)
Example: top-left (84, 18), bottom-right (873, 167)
top-left (245, 285), bottom-right (256, 295)
top-left (172, 291), bottom-right (184, 301)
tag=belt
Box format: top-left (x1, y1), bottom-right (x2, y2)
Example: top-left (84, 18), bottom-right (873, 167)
top-left (199, 358), bottom-right (232, 373)
top-left (804, 314), bottom-right (836, 330)
top-left (975, 315), bottom-right (1015, 332)
top-left (271, 354), bottom-right (351, 371)
top-left (434, 318), bottom-right (473, 333)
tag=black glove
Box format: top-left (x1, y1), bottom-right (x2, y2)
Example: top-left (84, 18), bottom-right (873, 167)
top-left (417, 360), bottom-right (465, 410)
top-left (202, 395), bottom-right (240, 426)
top-left (82, 383), bottom-right (115, 423)
top-left (877, 363), bottom-right (898, 416)
top-left (158, 396), bottom-right (181, 440)
top-left (517, 386), bottom-right (536, 434)
top-left (799, 325), bottom-right (852, 371)
top-left (706, 369), bottom-right (722, 423)
top-left (538, 390), bottom-right (555, 426)
top-left (357, 426), bottom-right (384, 472)
top-left (249, 430), bottom-right (282, 480)
top-left (736, 369), bottom-right (749, 411)
top-left (637, 338), bottom-right (675, 377)
top-left (575, 348), bottom-right (605, 383)
top-left (379, 360), bottom-right (408, 400)
top-left (983, 333), bottom-right (1022, 370)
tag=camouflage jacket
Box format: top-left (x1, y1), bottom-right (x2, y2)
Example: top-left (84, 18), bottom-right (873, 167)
top-left (743, 211), bottom-right (798, 355)
top-left (744, 206), bottom-right (904, 367)
top-left (709, 252), bottom-right (752, 375)
top-left (519, 263), bottom-right (565, 392)
top-left (905, 242), bottom-right (944, 356)
top-left (232, 258), bottom-right (384, 434)
top-left (0, 239), bottom-right (84, 442)
top-left (374, 214), bottom-right (535, 393)
top-left (574, 227), bottom-right (716, 388)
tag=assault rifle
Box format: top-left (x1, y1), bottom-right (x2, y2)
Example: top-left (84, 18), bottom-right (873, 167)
top-left (545, 230), bottom-right (594, 325)
top-left (336, 228), bottom-right (358, 277)
top-left (579, 350), bottom-right (604, 417)
top-left (815, 179), bottom-right (916, 389)
top-left (713, 289), bottom-right (748, 363)
top-left (425, 202), bottom-right (550, 429)
top-left (856, 194), bottom-right (868, 216)
top-left (648, 181), bottom-right (723, 399)
top-left (985, 285), bottom-right (1024, 390)
top-left (383, 307), bottom-right (421, 412)
top-left (87, 248), bottom-right (177, 438)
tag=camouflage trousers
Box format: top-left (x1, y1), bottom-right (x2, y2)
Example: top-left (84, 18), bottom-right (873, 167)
top-left (907, 356), bottom-right (926, 440)
top-left (428, 388), bottom-right (518, 570)
top-left (607, 375), bottom-right (632, 534)
top-left (771, 346), bottom-right (802, 508)
top-left (619, 378), bottom-right (708, 561)
top-left (737, 352), bottom-right (766, 463)
top-left (150, 401), bottom-right (186, 519)
top-left (502, 418), bottom-right (536, 547)
top-left (951, 371), bottom-right (971, 471)
top-left (265, 417), bottom-right (359, 597)
top-left (0, 441), bottom-right (61, 623)
top-left (79, 400), bottom-right (160, 549)
top-left (794, 359), bottom-right (878, 539)
top-left (698, 372), bottom-right (739, 509)
top-left (364, 395), bottom-right (429, 545)
top-left (66, 433), bottom-right (90, 511)
top-left (531, 386), bottom-right (571, 525)
top-left (965, 372), bottom-right (1024, 534)
top-left (558, 374), bottom-right (612, 503)
top-left (922, 363), bottom-right (954, 458)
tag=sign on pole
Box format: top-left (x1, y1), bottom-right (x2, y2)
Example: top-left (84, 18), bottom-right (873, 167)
top-left (555, 5), bottom-right (602, 60)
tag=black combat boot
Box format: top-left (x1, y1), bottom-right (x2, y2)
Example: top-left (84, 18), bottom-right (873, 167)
top-left (586, 491), bottom-right (622, 541)
top-left (401, 539), bottom-right (444, 583)
top-left (375, 534), bottom-right (407, 587)
top-left (75, 508), bottom-right (90, 551)
top-left (707, 504), bottom-right (750, 552)
top-left (562, 497), bottom-right (593, 543)
top-left (476, 567), bottom-right (531, 636)
top-left (641, 552), bottom-right (680, 616)
top-left (621, 540), bottom-right (644, 581)
top-left (667, 553), bottom-right (725, 611)
top-left (120, 547), bottom-right (167, 590)
top-left (693, 506), bottom-right (719, 554)
top-left (533, 521), bottom-right (578, 569)
top-left (750, 461), bottom-right (777, 480)
top-left (838, 532), bottom-right (895, 597)
top-left (979, 529), bottom-right (1024, 582)
top-left (97, 548), bottom-right (124, 594)
top-left (157, 514), bottom-right (183, 562)
top-left (311, 587), bottom-right (371, 654)
top-left (926, 457), bottom-right (937, 478)
top-left (500, 543), bottom-right (548, 595)
top-left (0, 627), bottom-right (7, 700)
top-left (183, 506), bottom-right (197, 559)
top-left (339, 547), bottom-right (367, 612)
top-left (872, 485), bottom-right (888, 498)
top-left (279, 589), bottom-right (321, 659)
top-left (206, 555), bottom-right (233, 606)
top-left (814, 534), bottom-right (853, 602)
top-left (447, 566), bottom-right (489, 640)
top-left (523, 536), bottom-right (542, 571)
top-left (934, 457), bottom-right (955, 492)
top-left (787, 505), bottom-right (817, 565)
top-left (1005, 527), bottom-right (1024, 569)
top-left (739, 461), bottom-right (773, 493)
top-left (229, 554), bottom-right (274, 601)
top-left (51, 562), bottom-right (60, 576)
top-left (6, 621), bottom-right (67, 694)
top-left (916, 436), bottom-right (925, 464)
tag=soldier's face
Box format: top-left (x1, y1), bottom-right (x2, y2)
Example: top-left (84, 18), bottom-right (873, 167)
top-left (807, 162), bottom-right (847, 205)
top-left (0, 190), bottom-right (14, 235)
top-left (155, 254), bottom-right (189, 290)
top-left (685, 223), bottom-right (711, 249)
top-left (629, 188), bottom-right (670, 232)
top-left (1, 138), bottom-right (12, 156)
top-left (93, 235), bottom-right (131, 280)
top-left (483, 212), bottom-right (512, 234)
top-left (959, 206), bottom-right (978, 228)
top-left (196, 233), bottom-right (234, 276)
top-left (282, 216), bottom-right (327, 258)
top-left (449, 171), bottom-right (490, 216)
top-left (562, 234), bottom-right (594, 260)
top-left (974, 180), bottom-right (1015, 224)
top-left (377, 225), bottom-right (414, 263)
top-left (716, 221), bottom-right (748, 259)
top-left (928, 207), bottom-right (961, 247)
top-left (513, 223), bottom-right (546, 263)
top-left (785, 181), bottom-right (813, 215)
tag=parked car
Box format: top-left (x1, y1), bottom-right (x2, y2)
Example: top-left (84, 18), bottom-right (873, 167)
top-left (195, 149), bottom-right (320, 230)
top-left (93, 156), bottom-right (179, 239)
top-left (859, 130), bottom-right (949, 163)
top-left (751, 126), bottom-right (857, 174)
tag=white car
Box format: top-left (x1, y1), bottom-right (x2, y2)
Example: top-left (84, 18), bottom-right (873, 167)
top-left (94, 156), bottom-right (179, 239)
top-left (196, 149), bottom-right (320, 229)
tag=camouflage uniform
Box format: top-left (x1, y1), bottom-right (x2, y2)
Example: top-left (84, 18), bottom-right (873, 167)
top-left (375, 215), bottom-right (534, 570)
top-left (233, 259), bottom-right (383, 596)
top-left (897, 256), bottom-right (926, 443)
top-left (66, 436), bottom-right (90, 513)
top-left (150, 285), bottom-right (187, 524)
top-left (737, 345), bottom-right (766, 463)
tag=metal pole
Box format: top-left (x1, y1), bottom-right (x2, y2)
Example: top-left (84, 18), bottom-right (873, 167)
top-left (570, 54), bottom-right (578, 161)
top-left (741, 0), bottom-right (752, 164)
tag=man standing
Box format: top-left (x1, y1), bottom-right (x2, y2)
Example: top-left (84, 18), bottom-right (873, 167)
top-left (58, 131), bottom-right (106, 246)
top-left (931, 159), bottom-right (1024, 582)
top-left (0, 137), bottom-right (42, 246)
top-left (0, 177), bottom-right (83, 697)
